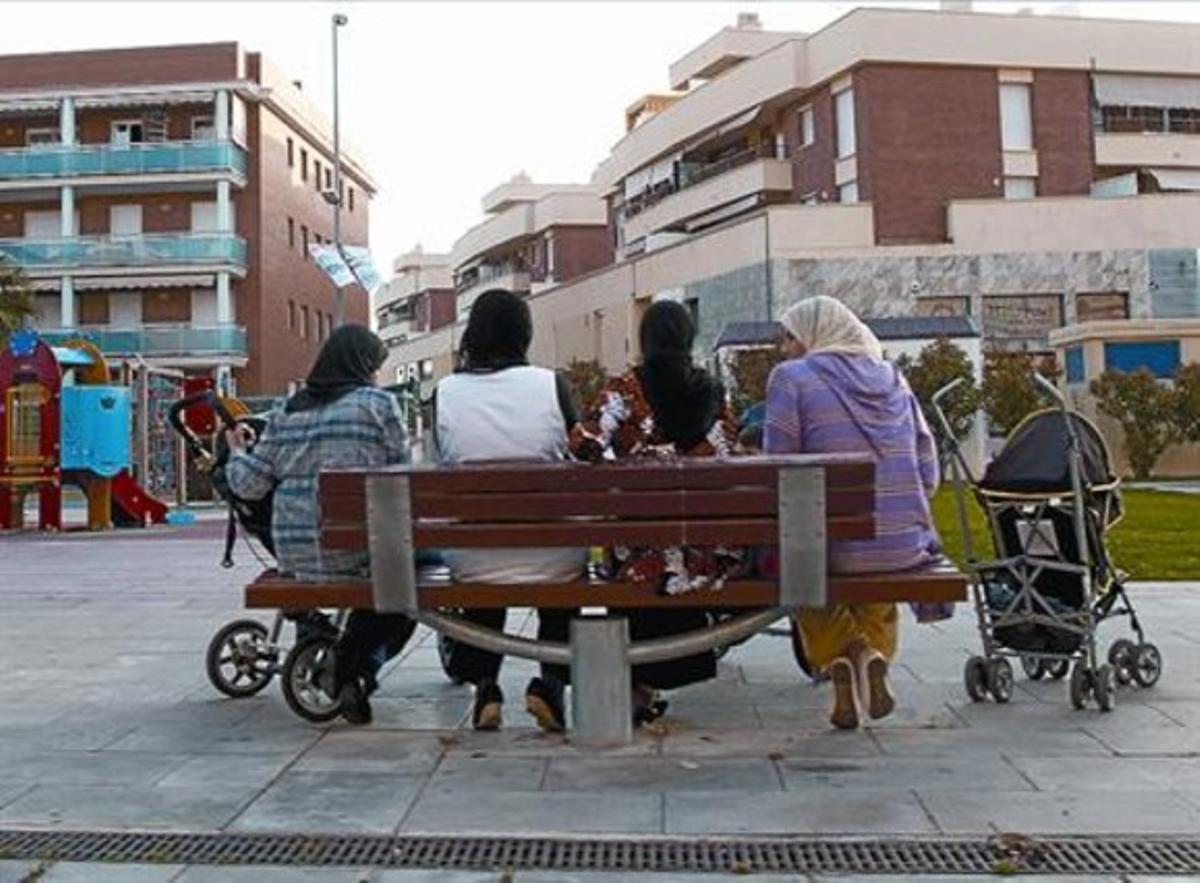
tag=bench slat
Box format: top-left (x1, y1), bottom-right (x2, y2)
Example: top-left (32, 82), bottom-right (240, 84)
top-left (319, 512), bottom-right (874, 551)
top-left (245, 565), bottom-right (968, 611)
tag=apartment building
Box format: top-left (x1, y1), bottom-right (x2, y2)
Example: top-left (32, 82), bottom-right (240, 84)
top-left (376, 247), bottom-right (454, 383)
top-left (451, 173), bottom-right (612, 316)
top-left (0, 42), bottom-right (375, 395)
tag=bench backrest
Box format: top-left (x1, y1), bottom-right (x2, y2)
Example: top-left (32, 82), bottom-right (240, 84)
top-left (318, 454), bottom-right (875, 612)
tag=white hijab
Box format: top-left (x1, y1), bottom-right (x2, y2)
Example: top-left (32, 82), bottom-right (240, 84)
top-left (779, 295), bottom-right (884, 361)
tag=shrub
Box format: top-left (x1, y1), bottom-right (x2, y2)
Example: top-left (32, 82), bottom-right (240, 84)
top-left (895, 338), bottom-right (980, 455)
top-left (0, 258), bottom-right (35, 345)
top-left (1091, 368), bottom-right (1179, 480)
top-left (563, 358), bottom-right (609, 412)
top-left (982, 349), bottom-right (1059, 437)
top-left (1173, 362), bottom-right (1200, 444)
top-left (726, 346), bottom-right (783, 417)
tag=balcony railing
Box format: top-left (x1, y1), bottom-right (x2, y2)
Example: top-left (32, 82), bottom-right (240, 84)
top-left (40, 325), bottom-right (248, 358)
top-left (0, 233), bottom-right (247, 272)
top-left (624, 142), bottom-right (789, 220)
top-left (0, 140), bottom-right (248, 181)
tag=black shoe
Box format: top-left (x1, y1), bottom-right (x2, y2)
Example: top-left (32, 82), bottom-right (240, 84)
top-left (472, 679), bottom-right (504, 731)
top-left (525, 676), bottom-right (566, 733)
top-left (339, 677), bottom-right (373, 726)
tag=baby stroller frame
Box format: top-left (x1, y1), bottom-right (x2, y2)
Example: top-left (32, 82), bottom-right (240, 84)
top-left (167, 390), bottom-right (348, 723)
top-left (931, 374), bottom-right (1162, 711)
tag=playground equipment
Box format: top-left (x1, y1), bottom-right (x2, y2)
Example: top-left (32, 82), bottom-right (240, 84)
top-left (0, 330), bottom-right (167, 531)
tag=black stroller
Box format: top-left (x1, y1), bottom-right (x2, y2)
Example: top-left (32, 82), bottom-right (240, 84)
top-left (932, 374), bottom-right (1162, 711)
top-left (168, 391), bottom-right (345, 722)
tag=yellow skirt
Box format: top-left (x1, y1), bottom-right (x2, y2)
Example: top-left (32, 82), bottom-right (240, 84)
top-left (795, 603), bottom-right (898, 673)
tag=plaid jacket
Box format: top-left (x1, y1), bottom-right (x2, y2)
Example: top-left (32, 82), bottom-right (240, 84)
top-left (225, 387), bottom-right (408, 580)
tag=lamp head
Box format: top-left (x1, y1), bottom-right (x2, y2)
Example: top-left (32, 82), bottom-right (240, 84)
top-left (333, 13), bottom-right (348, 26)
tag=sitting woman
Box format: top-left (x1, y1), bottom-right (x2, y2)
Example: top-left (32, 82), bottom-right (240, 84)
top-left (434, 289), bottom-right (587, 733)
top-left (764, 296), bottom-right (942, 730)
top-left (224, 325), bottom-right (414, 725)
top-left (572, 299), bottom-right (738, 716)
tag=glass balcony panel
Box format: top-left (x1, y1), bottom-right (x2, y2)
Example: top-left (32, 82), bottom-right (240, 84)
top-left (40, 325), bottom-right (247, 357)
top-left (0, 141), bottom-right (247, 180)
top-left (0, 234), bottom-right (247, 270)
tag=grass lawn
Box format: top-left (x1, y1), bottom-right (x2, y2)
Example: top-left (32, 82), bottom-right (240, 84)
top-left (931, 486), bottom-right (1200, 581)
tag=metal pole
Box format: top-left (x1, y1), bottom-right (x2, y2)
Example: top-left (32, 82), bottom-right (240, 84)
top-left (331, 13), bottom-right (347, 327)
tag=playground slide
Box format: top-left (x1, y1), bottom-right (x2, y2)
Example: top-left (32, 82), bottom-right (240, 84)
top-left (111, 470), bottom-right (169, 526)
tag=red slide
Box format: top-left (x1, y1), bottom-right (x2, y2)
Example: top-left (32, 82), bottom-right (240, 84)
top-left (111, 469), bottom-right (169, 526)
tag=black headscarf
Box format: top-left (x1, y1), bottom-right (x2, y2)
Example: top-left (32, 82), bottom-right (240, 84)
top-left (637, 300), bottom-right (723, 451)
top-left (285, 324), bottom-right (388, 413)
top-left (457, 289), bottom-right (532, 373)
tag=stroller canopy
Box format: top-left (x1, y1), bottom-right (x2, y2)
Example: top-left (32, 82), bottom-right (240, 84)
top-left (981, 409), bottom-right (1117, 494)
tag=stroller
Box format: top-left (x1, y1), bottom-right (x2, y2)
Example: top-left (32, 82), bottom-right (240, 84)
top-left (167, 390), bottom-right (346, 722)
top-left (932, 374), bottom-right (1162, 711)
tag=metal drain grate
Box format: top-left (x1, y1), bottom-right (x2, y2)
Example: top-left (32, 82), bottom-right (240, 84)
top-left (1, 829), bottom-right (1199, 875)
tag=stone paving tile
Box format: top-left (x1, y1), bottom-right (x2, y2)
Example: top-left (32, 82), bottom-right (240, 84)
top-left (921, 789), bottom-right (1200, 835)
top-left (175, 868), bottom-right (372, 883)
top-left (0, 749), bottom-right (188, 787)
top-left (364, 698), bottom-right (471, 730)
top-left (1011, 755), bottom-right (1200, 791)
top-left (154, 752), bottom-right (294, 788)
top-left (426, 754), bottom-right (548, 792)
top-left (657, 727), bottom-right (882, 758)
top-left (402, 790), bottom-right (663, 834)
top-left (544, 756), bottom-right (782, 793)
top-left (292, 732), bottom-right (449, 775)
top-left (0, 784), bottom-right (256, 831)
top-left (1082, 723), bottom-right (1200, 756)
top-left (777, 754), bottom-right (1034, 792)
top-left (106, 721), bottom-right (322, 757)
top-left (229, 771), bottom-right (423, 834)
top-left (441, 728), bottom-right (660, 757)
top-left (665, 788), bottom-right (937, 835)
top-left (0, 783), bottom-right (32, 811)
top-left (872, 726), bottom-right (1111, 758)
top-left (0, 861), bottom-right (186, 882)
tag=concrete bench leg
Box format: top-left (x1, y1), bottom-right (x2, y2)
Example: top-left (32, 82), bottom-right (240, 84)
top-left (570, 616), bottom-right (632, 747)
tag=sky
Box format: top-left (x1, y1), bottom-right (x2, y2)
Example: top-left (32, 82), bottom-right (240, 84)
top-left (3, 0), bottom-right (1200, 270)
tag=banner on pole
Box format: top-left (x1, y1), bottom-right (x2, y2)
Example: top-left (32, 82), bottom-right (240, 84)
top-left (309, 244), bottom-right (383, 295)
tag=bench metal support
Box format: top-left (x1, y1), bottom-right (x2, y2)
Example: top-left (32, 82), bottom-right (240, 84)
top-left (367, 475), bottom-right (418, 613)
top-left (571, 616), bottom-right (633, 748)
top-left (777, 466), bottom-right (827, 608)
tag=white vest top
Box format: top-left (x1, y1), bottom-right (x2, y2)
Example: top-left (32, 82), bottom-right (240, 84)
top-left (435, 366), bottom-right (585, 584)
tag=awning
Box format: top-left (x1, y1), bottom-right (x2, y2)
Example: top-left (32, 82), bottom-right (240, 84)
top-left (1093, 74), bottom-right (1200, 108)
top-left (1149, 168), bottom-right (1200, 191)
top-left (29, 274), bottom-right (215, 292)
top-left (682, 104), bottom-right (763, 154)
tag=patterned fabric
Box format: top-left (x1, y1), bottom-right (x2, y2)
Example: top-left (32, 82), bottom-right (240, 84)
top-left (764, 352), bottom-right (942, 575)
top-left (225, 387), bottom-right (408, 580)
top-left (570, 370), bottom-right (743, 595)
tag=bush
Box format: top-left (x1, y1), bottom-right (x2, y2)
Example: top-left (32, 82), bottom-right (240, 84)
top-left (895, 338), bottom-right (980, 456)
top-left (981, 349), bottom-right (1059, 437)
top-left (726, 347), bottom-right (783, 417)
top-left (0, 258), bottom-right (35, 345)
top-left (1174, 362), bottom-right (1200, 444)
top-left (1091, 368), bottom-right (1179, 480)
top-left (563, 358), bottom-right (609, 412)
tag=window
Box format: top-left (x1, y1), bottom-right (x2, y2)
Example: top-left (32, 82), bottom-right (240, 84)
top-left (313, 161), bottom-right (322, 191)
top-left (1104, 340), bottom-right (1181, 379)
top-left (1003, 177), bottom-right (1037, 199)
top-left (25, 127), bottom-right (60, 147)
top-left (111, 120), bottom-right (145, 146)
top-left (834, 88), bottom-right (856, 159)
top-left (300, 305), bottom-right (310, 340)
top-left (109, 204), bottom-right (143, 237)
top-left (349, 187), bottom-right (355, 212)
top-left (288, 299), bottom-right (297, 332)
top-left (798, 106), bottom-right (815, 148)
top-left (301, 225), bottom-right (309, 259)
top-left (1169, 107), bottom-right (1200, 135)
top-left (838, 181), bottom-right (859, 204)
top-left (287, 217), bottom-right (295, 247)
top-left (999, 83), bottom-right (1033, 150)
top-left (1065, 345), bottom-right (1085, 385)
top-left (419, 358), bottom-right (434, 380)
top-left (78, 293), bottom-right (109, 325)
top-left (191, 116), bottom-right (215, 141)
top-left (141, 289), bottom-right (191, 324)
top-left (287, 137), bottom-right (294, 167)
top-left (1101, 105), bottom-right (1166, 134)
top-left (324, 166), bottom-right (332, 189)
top-left (316, 311), bottom-right (325, 342)
top-left (300, 148), bottom-right (308, 181)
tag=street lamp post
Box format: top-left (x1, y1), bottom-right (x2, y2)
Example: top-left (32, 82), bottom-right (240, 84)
top-left (330, 12), bottom-right (348, 327)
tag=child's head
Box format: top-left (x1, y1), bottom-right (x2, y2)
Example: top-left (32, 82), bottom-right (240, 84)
top-left (738, 423), bottom-right (763, 452)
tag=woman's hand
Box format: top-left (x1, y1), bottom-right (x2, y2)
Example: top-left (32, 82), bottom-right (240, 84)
top-left (224, 424), bottom-right (256, 454)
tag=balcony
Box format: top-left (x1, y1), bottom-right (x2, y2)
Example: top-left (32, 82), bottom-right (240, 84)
top-left (0, 140), bottom-right (247, 184)
top-left (1094, 132), bottom-right (1200, 169)
top-left (40, 325), bottom-right (248, 359)
top-left (0, 233), bottom-right (247, 276)
top-left (622, 153), bottom-right (793, 243)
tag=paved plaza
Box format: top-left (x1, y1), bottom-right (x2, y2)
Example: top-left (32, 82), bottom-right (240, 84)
top-left (1, 518), bottom-right (1199, 880)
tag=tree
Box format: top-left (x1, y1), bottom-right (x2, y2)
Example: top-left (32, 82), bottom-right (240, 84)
top-left (981, 349), bottom-right (1059, 437)
top-left (0, 257), bottom-right (35, 345)
top-left (563, 358), bottom-right (609, 412)
top-left (895, 338), bottom-right (980, 456)
top-left (1173, 362), bottom-right (1200, 444)
top-left (1091, 368), bottom-right (1178, 480)
top-left (727, 346), bottom-right (783, 417)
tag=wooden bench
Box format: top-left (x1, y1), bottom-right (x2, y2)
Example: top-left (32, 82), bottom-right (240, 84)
top-left (246, 454), bottom-right (967, 744)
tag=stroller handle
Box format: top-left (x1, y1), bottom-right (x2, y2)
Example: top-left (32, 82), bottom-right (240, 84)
top-left (1034, 372), bottom-right (1066, 408)
top-left (167, 390), bottom-right (241, 460)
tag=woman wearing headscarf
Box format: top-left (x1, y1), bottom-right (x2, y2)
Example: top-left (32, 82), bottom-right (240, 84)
top-left (224, 324), bottom-right (413, 725)
top-left (433, 289), bottom-right (587, 733)
top-left (764, 295), bottom-right (942, 730)
top-left (571, 300), bottom-right (738, 717)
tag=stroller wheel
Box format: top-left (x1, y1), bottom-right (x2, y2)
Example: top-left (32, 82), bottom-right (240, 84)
top-left (1069, 662), bottom-right (1092, 710)
top-left (205, 619), bottom-right (277, 698)
top-left (964, 656), bottom-right (989, 702)
top-left (1046, 659), bottom-right (1070, 680)
top-left (1093, 664), bottom-right (1116, 712)
top-left (1107, 639), bottom-right (1136, 686)
top-left (1020, 656), bottom-right (1045, 681)
top-left (281, 634), bottom-right (343, 723)
top-left (986, 658), bottom-right (1014, 703)
top-left (1133, 643), bottom-right (1163, 688)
